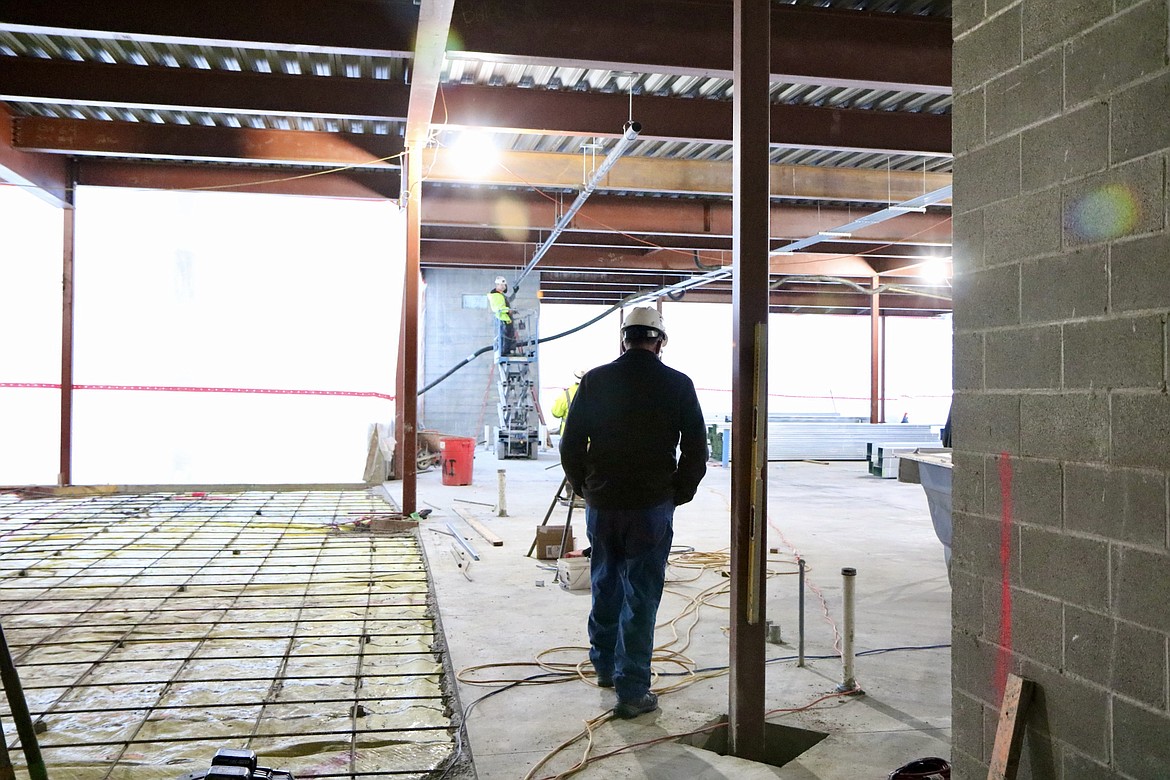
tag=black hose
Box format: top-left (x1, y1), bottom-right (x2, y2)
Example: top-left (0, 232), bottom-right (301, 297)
top-left (417, 344), bottom-right (495, 396)
top-left (418, 301), bottom-right (627, 395)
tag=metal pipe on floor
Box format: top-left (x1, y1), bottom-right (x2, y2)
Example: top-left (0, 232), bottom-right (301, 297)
top-left (838, 567), bottom-right (857, 692)
top-left (446, 522), bottom-right (480, 561)
top-left (798, 557), bottom-right (806, 667)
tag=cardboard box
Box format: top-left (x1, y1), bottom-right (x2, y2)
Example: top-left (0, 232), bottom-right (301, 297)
top-left (534, 525), bottom-right (575, 560)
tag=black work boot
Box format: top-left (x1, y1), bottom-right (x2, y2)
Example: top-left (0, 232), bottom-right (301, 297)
top-left (614, 692), bottom-right (658, 719)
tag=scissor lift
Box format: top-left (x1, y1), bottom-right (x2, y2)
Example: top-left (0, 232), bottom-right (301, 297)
top-left (496, 314), bottom-right (539, 459)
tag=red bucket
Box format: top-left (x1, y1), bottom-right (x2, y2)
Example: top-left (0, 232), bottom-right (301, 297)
top-left (439, 437), bottom-right (476, 486)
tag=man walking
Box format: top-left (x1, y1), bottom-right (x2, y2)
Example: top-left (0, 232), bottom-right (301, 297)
top-left (559, 307), bottom-right (707, 718)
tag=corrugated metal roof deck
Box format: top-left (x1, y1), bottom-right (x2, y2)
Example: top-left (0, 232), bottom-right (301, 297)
top-left (0, 0), bottom-right (953, 178)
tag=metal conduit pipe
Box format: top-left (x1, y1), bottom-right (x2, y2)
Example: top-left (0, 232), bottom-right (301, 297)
top-left (418, 185), bottom-right (951, 397)
top-left (510, 121), bottom-right (642, 295)
top-left (623, 184), bottom-right (954, 307)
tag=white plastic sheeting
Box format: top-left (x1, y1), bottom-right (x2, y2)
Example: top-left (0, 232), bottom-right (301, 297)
top-left (70, 186), bottom-right (405, 485)
top-left (0, 489), bottom-right (453, 779)
top-left (0, 184), bottom-right (65, 486)
top-left (538, 303), bottom-right (953, 426)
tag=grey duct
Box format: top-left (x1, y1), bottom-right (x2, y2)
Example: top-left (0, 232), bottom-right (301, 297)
top-left (509, 121), bottom-right (642, 295)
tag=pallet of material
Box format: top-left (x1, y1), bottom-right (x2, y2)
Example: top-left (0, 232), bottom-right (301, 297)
top-left (767, 422), bottom-right (941, 461)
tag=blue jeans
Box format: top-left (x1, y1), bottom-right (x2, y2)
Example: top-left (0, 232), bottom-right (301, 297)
top-left (494, 318), bottom-right (515, 356)
top-left (585, 500), bottom-right (674, 702)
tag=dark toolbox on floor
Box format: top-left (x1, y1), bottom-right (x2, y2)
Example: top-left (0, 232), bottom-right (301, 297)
top-left (179, 748), bottom-right (293, 780)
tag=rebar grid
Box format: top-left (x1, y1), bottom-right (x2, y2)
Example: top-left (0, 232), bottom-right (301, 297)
top-left (0, 489), bottom-right (453, 779)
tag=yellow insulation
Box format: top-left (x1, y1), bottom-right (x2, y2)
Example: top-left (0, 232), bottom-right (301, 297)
top-left (0, 490), bottom-right (454, 779)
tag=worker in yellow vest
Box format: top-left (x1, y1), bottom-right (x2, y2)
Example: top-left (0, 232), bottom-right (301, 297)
top-left (551, 369), bottom-right (586, 431)
top-left (487, 275), bottom-right (515, 356)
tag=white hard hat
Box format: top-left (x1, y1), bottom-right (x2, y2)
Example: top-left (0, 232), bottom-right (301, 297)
top-left (622, 307), bottom-right (667, 343)
top-left (494, 275), bottom-right (508, 286)
top-left (574, 368), bottom-right (587, 379)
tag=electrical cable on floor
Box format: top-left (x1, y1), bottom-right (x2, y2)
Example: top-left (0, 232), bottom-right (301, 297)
top-left (534, 687), bottom-right (868, 780)
top-left (450, 534), bottom-right (949, 779)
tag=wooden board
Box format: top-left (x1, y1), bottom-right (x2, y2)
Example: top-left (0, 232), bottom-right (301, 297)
top-left (988, 674), bottom-right (1034, 780)
top-left (453, 507), bottom-right (503, 547)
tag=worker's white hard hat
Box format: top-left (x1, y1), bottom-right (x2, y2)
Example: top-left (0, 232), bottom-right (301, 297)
top-left (494, 275), bottom-right (508, 286)
top-left (574, 368), bottom-right (587, 379)
top-left (621, 307), bottom-right (667, 343)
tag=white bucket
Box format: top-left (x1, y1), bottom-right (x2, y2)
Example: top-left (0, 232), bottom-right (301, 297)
top-left (556, 556), bottom-right (591, 591)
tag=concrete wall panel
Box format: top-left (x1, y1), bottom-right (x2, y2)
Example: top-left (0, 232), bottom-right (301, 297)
top-left (1111, 233), bottom-right (1170, 312)
top-left (1065, 0), bottom-right (1167, 106)
top-left (986, 49), bottom-right (1064, 140)
top-left (1111, 71), bottom-right (1170, 163)
top-left (1021, 101), bottom-right (1110, 192)
top-left (420, 267), bottom-right (541, 441)
top-left (1020, 246), bottom-right (1108, 324)
top-left (1019, 392), bottom-right (1109, 460)
top-left (953, 264), bottom-right (1021, 330)
top-left (1063, 315), bottom-right (1164, 389)
top-left (985, 326), bottom-right (1062, 389)
top-left (954, 6), bottom-right (1023, 90)
top-left (985, 186), bottom-right (1063, 264)
top-left (1021, 0), bottom-right (1112, 59)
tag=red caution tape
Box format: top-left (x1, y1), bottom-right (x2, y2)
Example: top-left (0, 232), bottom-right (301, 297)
top-left (1, 382), bottom-right (394, 401)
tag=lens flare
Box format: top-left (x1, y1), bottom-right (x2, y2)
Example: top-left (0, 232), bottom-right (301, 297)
top-left (493, 197), bottom-right (530, 243)
top-left (1066, 183), bottom-right (1139, 241)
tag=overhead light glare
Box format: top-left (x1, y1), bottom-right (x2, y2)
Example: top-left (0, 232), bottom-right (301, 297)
top-left (921, 257), bottom-right (951, 282)
top-left (449, 131), bottom-right (500, 180)
top-left (818, 231), bottom-right (852, 238)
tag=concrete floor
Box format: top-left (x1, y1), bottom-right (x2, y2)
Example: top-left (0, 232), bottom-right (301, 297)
top-left (386, 446), bottom-right (952, 779)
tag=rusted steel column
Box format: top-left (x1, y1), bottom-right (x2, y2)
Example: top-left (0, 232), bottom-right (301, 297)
top-left (729, 0), bottom-right (770, 761)
top-left (398, 145), bottom-right (422, 514)
top-left (58, 171), bottom-right (76, 486)
top-left (870, 275), bottom-right (880, 424)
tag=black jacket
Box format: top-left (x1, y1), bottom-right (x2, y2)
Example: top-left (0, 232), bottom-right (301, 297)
top-left (560, 348), bottom-right (708, 509)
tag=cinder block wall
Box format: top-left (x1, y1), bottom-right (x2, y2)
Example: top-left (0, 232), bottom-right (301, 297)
top-left (419, 268), bottom-right (540, 439)
top-left (952, 1), bottom-right (1170, 777)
